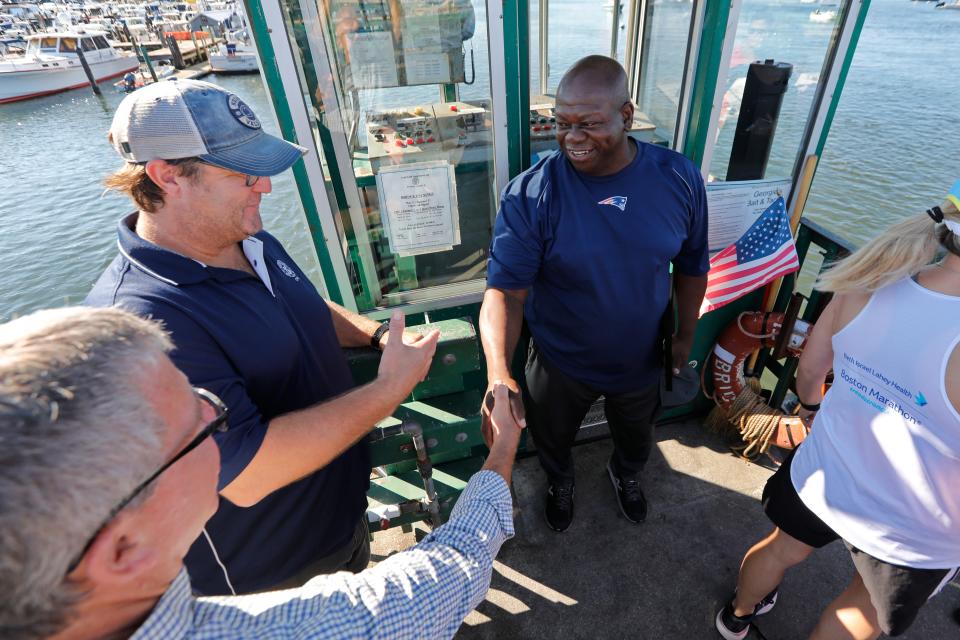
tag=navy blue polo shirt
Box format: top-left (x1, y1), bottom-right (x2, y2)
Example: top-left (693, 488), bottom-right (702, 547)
top-left (487, 142), bottom-right (709, 393)
top-left (86, 214), bottom-right (371, 595)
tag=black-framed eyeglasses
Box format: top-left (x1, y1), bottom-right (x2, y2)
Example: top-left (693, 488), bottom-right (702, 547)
top-left (66, 388), bottom-right (228, 573)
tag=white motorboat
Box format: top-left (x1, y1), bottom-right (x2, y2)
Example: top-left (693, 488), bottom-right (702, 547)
top-left (209, 31), bottom-right (258, 73)
top-left (0, 32), bottom-right (140, 104)
top-left (809, 8), bottom-right (837, 22)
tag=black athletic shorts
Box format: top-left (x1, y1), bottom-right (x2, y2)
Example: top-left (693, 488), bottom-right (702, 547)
top-left (762, 448), bottom-right (960, 636)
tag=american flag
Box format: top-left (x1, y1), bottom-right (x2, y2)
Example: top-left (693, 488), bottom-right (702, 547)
top-left (699, 197), bottom-right (799, 316)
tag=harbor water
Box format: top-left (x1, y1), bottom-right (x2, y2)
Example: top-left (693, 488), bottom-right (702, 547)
top-left (1, 0), bottom-right (958, 321)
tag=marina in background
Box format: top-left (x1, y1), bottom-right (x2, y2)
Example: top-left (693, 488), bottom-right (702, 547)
top-left (1, 0), bottom-right (958, 320)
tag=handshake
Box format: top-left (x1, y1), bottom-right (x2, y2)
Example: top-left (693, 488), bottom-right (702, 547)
top-left (481, 380), bottom-right (526, 449)
top-left (477, 380), bottom-right (527, 482)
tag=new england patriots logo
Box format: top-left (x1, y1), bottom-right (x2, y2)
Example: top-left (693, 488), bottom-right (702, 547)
top-left (598, 196), bottom-right (628, 211)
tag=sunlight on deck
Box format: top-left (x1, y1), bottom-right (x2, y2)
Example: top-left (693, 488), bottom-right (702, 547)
top-left (462, 560), bottom-right (578, 626)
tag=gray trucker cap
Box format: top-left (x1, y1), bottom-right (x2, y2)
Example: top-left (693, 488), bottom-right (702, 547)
top-left (109, 78), bottom-right (306, 176)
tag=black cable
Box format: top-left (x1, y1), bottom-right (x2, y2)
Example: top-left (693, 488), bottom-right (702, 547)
top-left (462, 46), bottom-right (475, 85)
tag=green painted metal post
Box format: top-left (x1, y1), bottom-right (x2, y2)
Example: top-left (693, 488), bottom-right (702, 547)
top-left (502, 0), bottom-right (528, 178)
top-left (241, 0), bottom-right (347, 306)
top-left (141, 44), bottom-right (158, 82)
top-left (804, 0), bottom-right (873, 189)
top-left (682, 0), bottom-right (732, 165)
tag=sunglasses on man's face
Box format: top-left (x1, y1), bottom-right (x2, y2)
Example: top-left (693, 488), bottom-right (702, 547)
top-left (199, 161), bottom-right (262, 187)
top-left (65, 388), bottom-right (228, 574)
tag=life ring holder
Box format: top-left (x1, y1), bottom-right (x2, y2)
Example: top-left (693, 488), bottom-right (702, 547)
top-left (702, 311), bottom-right (813, 457)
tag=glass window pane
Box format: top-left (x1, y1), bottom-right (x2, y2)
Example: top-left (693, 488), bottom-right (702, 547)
top-left (59, 38), bottom-right (77, 53)
top-left (529, 0), bottom-right (627, 96)
top-left (528, 0), bottom-right (695, 155)
top-left (708, 1), bottom-right (845, 182)
top-left (634, 0), bottom-right (697, 148)
top-left (278, 0), bottom-right (498, 308)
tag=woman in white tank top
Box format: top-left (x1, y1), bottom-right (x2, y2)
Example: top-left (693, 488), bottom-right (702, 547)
top-left (716, 185), bottom-right (960, 640)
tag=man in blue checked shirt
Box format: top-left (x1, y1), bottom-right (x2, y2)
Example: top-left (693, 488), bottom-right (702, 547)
top-left (0, 307), bottom-right (522, 640)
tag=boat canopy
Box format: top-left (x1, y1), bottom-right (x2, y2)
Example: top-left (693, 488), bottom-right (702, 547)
top-left (188, 10), bottom-right (241, 32)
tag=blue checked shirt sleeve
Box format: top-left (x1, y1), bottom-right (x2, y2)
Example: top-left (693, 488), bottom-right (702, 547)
top-left (133, 470), bottom-right (513, 640)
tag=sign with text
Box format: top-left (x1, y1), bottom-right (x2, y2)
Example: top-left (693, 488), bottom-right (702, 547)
top-left (376, 161), bottom-right (460, 256)
top-left (706, 178), bottom-right (792, 252)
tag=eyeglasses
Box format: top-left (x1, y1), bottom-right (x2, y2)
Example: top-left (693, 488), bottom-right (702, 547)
top-left (199, 161), bottom-right (261, 187)
top-left (66, 388), bottom-right (229, 573)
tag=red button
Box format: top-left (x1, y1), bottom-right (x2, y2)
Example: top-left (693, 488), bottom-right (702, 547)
top-left (406, 138), bottom-right (414, 145)
top-left (533, 126), bottom-right (541, 132)
top-left (396, 140), bottom-right (405, 147)
top-left (450, 105), bottom-right (458, 111)
top-left (416, 138), bottom-right (425, 144)
top-left (427, 136), bottom-right (435, 143)
top-left (544, 125), bottom-right (552, 130)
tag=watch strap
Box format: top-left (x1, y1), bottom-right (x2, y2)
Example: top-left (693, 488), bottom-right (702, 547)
top-left (371, 321), bottom-right (390, 349)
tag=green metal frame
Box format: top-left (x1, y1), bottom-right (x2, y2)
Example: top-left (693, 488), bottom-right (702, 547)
top-left (756, 218), bottom-right (856, 408)
top-left (502, 0), bottom-right (530, 177)
top-left (682, 0), bottom-right (731, 165)
top-left (242, 0), bottom-right (347, 305)
top-left (813, 0), bottom-right (871, 159)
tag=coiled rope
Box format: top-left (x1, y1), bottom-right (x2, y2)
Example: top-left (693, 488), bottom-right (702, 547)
top-left (705, 380), bottom-right (784, 458)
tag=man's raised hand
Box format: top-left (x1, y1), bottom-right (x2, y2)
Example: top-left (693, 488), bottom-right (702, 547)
top-left (377, 311), bottom-right (440, 401)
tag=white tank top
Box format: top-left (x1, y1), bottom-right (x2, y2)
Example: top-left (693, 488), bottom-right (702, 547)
top-left (790, 276), bottom-right (960, 568)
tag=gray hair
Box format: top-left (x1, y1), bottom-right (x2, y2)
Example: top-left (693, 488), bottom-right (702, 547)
top-left (0, 307), bottom-right (172, 639)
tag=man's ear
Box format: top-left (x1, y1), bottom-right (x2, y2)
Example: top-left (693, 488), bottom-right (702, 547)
top-left (77, 515), bottom-right (156, 587)
top-left (144, 160), bottom-right (186, 197)
top-left (620, 101), bottom-right (635, 131)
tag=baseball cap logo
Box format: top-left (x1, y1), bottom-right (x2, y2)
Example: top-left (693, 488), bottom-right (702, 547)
top-left (227, 93), bottom-right (261, 130)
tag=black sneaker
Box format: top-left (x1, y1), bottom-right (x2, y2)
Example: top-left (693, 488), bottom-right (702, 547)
top-left (544, 481), bottom-right (574, 532)
top-left (714, 588), bottom-right (779, 640)
top-left (605, 458), bottom-right (646, 523)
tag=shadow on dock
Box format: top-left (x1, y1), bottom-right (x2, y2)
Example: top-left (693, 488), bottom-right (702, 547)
top-left (371, 421), bottom-right (960, 639)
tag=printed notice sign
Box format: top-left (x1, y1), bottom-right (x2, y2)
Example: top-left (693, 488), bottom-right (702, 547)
top-left (346, 31), bottom-right (398, 88)
top-left (376, 161), bottom-right (460, 256)
top-left (401, 10), bottom-right (442, 52)
top-left (404, 52), bottom-right (450, 85)
top-left (707, 178), bottom-right (792, 252)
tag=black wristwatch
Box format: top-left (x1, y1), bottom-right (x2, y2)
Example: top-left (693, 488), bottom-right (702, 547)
top-left (799, 399), bottom-right (821, 412)
top-left (370, 321), bottom-right (390, 349)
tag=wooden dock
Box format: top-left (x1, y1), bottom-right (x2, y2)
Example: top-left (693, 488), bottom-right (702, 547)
top-left (114, 38), bottom-right (219, 67)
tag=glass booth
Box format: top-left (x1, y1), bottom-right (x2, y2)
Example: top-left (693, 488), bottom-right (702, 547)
top-left (241, 0), bottom-right (871, 526)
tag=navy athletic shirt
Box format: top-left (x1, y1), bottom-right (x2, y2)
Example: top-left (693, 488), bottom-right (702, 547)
top-left (86, 214), bottom-right (371, 595)
top-left (487, 141), bottom-right (709, 393)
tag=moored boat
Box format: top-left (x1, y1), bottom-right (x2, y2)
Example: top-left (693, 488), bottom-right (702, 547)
top-left (208, 30), bottom-right (258, 73)
top-left (0, 32), bottom-right (140, 104)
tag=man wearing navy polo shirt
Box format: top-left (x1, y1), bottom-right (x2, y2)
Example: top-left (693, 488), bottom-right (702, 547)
top-left (480, 56), bottom-right (708, 532)
top-left (86, 79), bottom-right (440, 595)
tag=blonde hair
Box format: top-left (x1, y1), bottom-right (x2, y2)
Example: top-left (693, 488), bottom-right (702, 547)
top-left (103, 158), bottom-right (201, 213)
top-left (816, 200), bottom-right (960, 293)
top-left (0, 307), bottom-right (171, 639)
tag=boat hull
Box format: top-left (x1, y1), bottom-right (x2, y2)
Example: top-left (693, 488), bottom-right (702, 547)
top-left (209, 53), bottom-right (258, 73)
top-left (0, 55), bottom-right (140, 104)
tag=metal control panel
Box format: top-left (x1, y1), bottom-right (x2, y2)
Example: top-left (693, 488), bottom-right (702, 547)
top-left (528, 95), bottom-right (661, 154)
top-left (365, 101), bottom-right (492, 166)
top-left (529, 101), bottom-right (558, 140)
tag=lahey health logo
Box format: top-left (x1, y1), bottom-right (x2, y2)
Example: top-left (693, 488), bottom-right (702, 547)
top-left (597, 196), bottom-right (628, 211)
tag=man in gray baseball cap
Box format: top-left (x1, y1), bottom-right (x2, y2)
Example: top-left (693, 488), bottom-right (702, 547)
top-left (87, 78), bottom-right (441, 595)
top-left (108, 77), bottom-right (306, 175)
